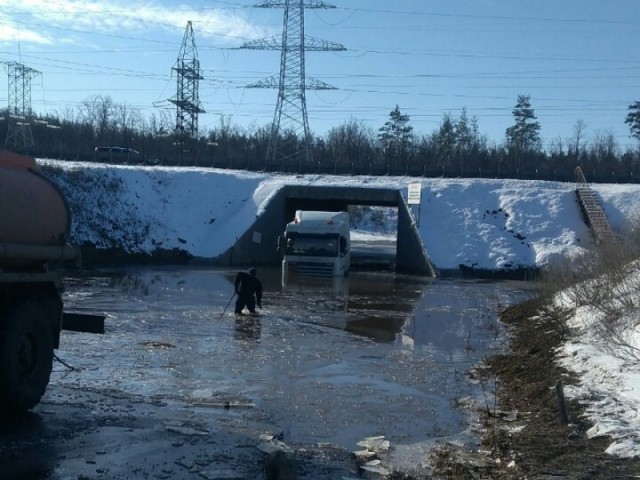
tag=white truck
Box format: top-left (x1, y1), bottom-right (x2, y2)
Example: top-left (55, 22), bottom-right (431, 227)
top-left (279, 210), bottom-right (350, 278)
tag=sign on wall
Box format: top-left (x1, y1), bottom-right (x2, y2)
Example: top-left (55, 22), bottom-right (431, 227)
top-left (407, 182), bottom-right (422, 227)
top-left (408, 182), bottom-right (421, 205)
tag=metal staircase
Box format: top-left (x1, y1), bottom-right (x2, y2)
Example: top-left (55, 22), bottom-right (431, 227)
top-left (574, 167), bottom-right (618, 245)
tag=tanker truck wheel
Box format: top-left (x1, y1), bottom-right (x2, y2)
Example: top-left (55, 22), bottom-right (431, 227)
top-left (0, 300), bottom-right (54, 413)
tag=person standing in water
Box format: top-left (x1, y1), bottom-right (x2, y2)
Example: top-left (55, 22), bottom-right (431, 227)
top-left (234, 267), bottom-right (263, 315)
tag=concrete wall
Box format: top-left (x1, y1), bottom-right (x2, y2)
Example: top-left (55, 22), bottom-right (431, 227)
top-left (396, 193), bottom-right (437, 276)
top-left (216, 187), bottom-right (287, 268)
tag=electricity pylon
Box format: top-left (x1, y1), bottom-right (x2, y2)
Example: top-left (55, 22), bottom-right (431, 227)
top-left (242, 1), bottom-right (345, 172)
top-left (2, 61), bottom-right (41, 150)
top-left (169, 21), bottom-right (205, 146)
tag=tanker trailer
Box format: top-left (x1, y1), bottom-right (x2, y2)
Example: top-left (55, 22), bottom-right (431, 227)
top-left (0, 151), bottom-right (103, 413)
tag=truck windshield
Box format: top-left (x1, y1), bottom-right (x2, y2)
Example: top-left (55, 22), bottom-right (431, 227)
top-left (285, 234), bottom-right (338, 257)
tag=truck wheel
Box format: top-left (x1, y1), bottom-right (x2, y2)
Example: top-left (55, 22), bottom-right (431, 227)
top-left (0, 301), bottom-right (54, 413)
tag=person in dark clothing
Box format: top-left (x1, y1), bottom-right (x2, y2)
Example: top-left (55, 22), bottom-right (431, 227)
top-left (234, 267), bottom-right (263, 315)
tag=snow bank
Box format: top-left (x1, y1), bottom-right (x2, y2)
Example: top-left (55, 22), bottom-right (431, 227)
top-left (38, 160), bottom-right (640, 270)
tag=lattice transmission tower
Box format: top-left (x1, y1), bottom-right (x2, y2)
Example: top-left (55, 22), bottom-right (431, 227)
top-left (242, 1), bottom-right (345, 172)
top-left (2, 61), bottom-right (41, 150)
top-left (169, 21), bottom-right (205, 146)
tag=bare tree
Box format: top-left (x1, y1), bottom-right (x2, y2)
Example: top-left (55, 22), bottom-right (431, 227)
top-left (115, 103), bottom-right (143, 147)
top-left (590, 129), bottom-right (619, 163)
top-left (327, 118), bottom-right (375, 173)
top-left (80, 95), bottom-right (117, 145)
top-left (548, 136), bottom-right (565, 158)
top-left (149, 110), bottom-right (173, 138)
top-left (571, 119), bottom-right (587, 160)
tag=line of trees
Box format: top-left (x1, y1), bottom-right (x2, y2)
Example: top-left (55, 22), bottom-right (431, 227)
top-left (3, 94), bottom-right (640, 183)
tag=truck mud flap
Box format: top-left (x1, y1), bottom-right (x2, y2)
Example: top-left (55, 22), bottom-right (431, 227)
top-left (62, 312), bottom-right (106, 334)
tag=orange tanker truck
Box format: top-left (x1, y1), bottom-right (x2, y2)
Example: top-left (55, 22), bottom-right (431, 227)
top-left (0, 151), bottom-right (103, 413)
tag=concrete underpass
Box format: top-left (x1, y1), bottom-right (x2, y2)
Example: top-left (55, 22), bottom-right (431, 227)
top-left (217, 185), bottom-right (436, 276)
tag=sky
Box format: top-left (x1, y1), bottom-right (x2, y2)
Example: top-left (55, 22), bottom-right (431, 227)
top-left (38, 158), bottom-right (640, 458)
top-left (2, 1), bottom-right (640, 150)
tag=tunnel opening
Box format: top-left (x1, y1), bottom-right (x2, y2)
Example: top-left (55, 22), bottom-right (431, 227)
top-left (348, 205), bottom-right (398, 272)
top-left (280, 203), bottom-right (398, 273)
top-left (221, 185), bottom-right (435, 277)
top-left (282, 193), bottom-right (400, 273)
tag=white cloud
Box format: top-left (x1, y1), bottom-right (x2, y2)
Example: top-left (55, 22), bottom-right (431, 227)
top-left (0, 0), bottom-right (270, 47)
top-left (0, 20), bottom-right (53, 45)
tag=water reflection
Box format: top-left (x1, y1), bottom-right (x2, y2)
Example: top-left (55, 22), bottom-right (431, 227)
top-left (234, 314), bottom-right (262, 342)
top-left (64, 267), bottom-right (530, 348)
top-left (276, 272), bottom-right (533, 349)
top-left (56, 266), bottom-right (533, 470)
top-left (280, 271), bottom-right (428, 342)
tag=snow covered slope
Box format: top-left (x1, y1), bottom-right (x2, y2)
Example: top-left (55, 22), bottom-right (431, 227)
top-left (39, 160), bottom-right (640, 270)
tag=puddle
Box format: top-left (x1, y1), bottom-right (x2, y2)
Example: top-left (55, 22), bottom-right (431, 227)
top-left (55, 266), bottom-right (532, 472)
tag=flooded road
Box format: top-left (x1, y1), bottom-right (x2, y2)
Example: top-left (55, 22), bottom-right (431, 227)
top-left (0, 267), bottom-right (532, 479)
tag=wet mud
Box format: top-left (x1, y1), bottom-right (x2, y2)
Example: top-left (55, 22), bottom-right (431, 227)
top-left (433, 298), bottom-right (640, 479)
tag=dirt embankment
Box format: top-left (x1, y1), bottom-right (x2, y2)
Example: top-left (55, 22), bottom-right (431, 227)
top-left (431, 297), bottom-right (640, 480)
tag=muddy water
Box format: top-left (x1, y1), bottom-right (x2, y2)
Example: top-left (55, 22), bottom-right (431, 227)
top-left (48, 267), bottom-right (533, 473)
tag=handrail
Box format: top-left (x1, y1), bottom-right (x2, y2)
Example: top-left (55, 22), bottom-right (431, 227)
top-left (574, 167), bottom-right (617, 244)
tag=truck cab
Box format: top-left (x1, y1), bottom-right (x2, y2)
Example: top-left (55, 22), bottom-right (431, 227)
top-left (280, 210), bottom-right (350, 278)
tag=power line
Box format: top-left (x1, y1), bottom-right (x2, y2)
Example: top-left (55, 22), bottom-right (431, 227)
top-left (169, 21), bottom-right (205, 143)
top-left (3, 2), bottom-right (637, 148)
top-left (241, 0), bottom-right (345, 171)
top-left (335, 6), bottom-right (640, 27)
top-left (2, 61), bottom-right (41, 150)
